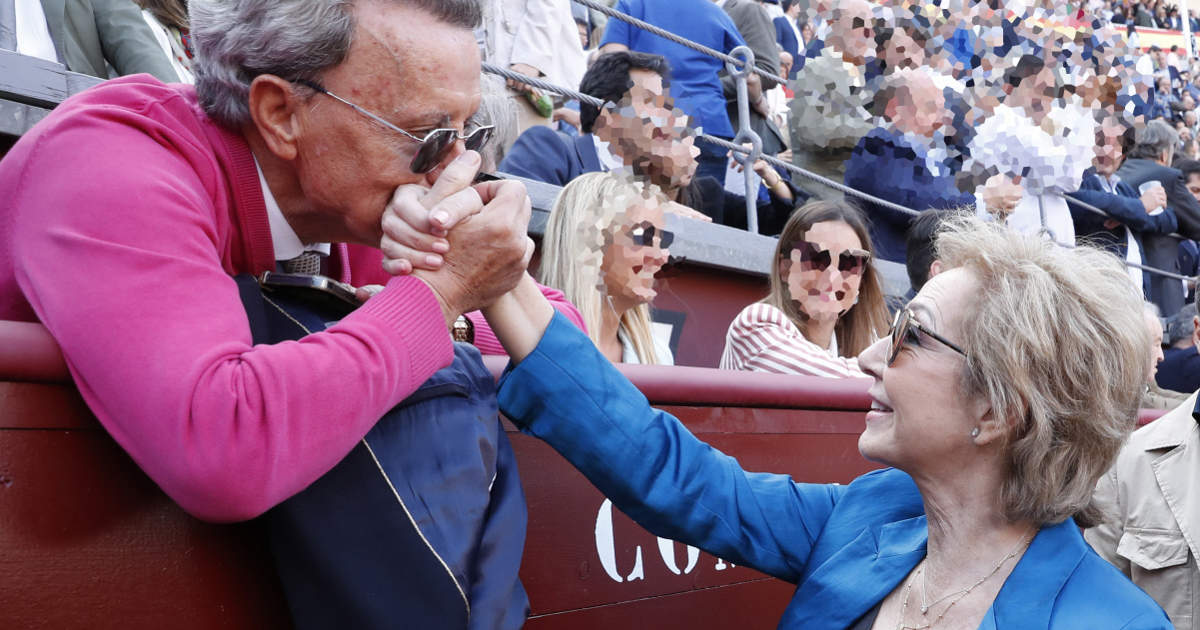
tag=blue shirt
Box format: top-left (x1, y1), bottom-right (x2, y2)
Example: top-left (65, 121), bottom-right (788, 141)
top-left (601, 0), bottom-right (745, 138)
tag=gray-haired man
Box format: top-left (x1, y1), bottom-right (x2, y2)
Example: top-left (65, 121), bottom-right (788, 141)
top-left (0, 0), bottom-right (531, 627)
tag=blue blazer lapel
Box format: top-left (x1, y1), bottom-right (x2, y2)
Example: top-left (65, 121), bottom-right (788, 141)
top-left (576, 134), bottom-right (603, 173)
top-left (780, 516), bottom-right (928, 629)
top-left (989, 520), bottom-right (1085, 630)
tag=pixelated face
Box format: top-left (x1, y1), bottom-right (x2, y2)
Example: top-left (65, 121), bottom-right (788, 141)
top-left (891, 76), bottom-right (945, 138)
top-left (601, 195), bottom-right (670, 307)
top-left (882, 30), bottom-right (925, 71)
top-left (1093, 119), bottom-right (1125, 176)
top-left (599, 70), bottom-right (698, 190)
top-left (1186, 173), bottom-right (1200, 204)
top-left (830, 0), bottom-right (874, 63)
top-left (1007, 66), bottom-right (1056, 124)
top-left (783, 221), bottom-right (868, 322)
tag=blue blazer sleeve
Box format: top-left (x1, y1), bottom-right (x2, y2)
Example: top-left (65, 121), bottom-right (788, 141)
top-left (1066, 186), bottom-right (1178, 235)
top-left (497, 126), bottom-right (580, 186)
top-left (497, 313), bottom-right (845, 583)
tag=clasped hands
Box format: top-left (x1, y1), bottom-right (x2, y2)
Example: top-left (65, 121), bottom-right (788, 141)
top-left (366, 150), bottom-right (534, 325)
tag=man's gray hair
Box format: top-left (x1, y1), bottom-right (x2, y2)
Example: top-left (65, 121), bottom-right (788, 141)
top-left (1129, 119), bottom-right (1179, 162)
top-left (191, 0), bottom-right (482, 128)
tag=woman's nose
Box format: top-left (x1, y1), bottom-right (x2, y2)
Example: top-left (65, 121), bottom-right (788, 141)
top-left (858, 335), bottom-right (890, 378)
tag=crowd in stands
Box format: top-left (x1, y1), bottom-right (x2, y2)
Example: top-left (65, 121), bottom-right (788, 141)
top-left (3, 0), bottom-right (1200, 628)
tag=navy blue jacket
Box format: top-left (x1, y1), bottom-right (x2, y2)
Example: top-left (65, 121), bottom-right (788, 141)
top-left (773, 16), bottom-right (801, 79)
top-left (1067, 168), bottom-right (1178, 300)
top-left (1157, 346), bottom-right (1200, 394)
top-left (499, 126), bottom-right (802, 234)
top-left (843, 127), bottom-right (974, 263)
top-left (498, 313), bottom-right (1172, 630)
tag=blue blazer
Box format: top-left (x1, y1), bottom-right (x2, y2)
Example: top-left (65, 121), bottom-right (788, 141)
top-left (773, 16), bottom-right (801, 79)
top-left (499, 313), bottom-right (1172, 630)
top-left (498, 126), bottom-right (602, 187)
top-left (843, 128), bottom-right (975, 263)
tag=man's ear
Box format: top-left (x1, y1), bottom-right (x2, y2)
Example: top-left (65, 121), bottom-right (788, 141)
top-left (1192, 316), bottom-right (1200, 351)
top-left (247, 75), bottom-right (303, 161)
top-left (928, 259), bottom-right (944, 281)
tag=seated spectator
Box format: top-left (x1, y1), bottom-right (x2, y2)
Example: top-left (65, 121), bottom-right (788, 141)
top-left (1087, 364), bottom-right (1200, 630)
top-left (1068, 115), bottom-right (1176, 304)
top-left (1139, 302), bottom-right (1191, 410)
top-left (500, 51), bottom-right (804, 233)
top-left (720, 200), bottom-right (888, 377)
top-left (1119, 121), bottom-right (1200, 315)
top-left (904, 207), bottom-right (960, 298)
top-left (844, 67), bottom-right (1019, 262)
top-left (1157, 301), bottom-right (1200, 395)
top-left (480, 0), bottom-right (586, 140)
top-left (970, 54), bottom-right (1094, 247)
top-left (0, 1), bottom-right (533, 627)
top-left (538, 172), bottom-right (673, 364)
top-left (135, 0), bottom-right (195, 83)
top-left (868, 16), bottom-right (928, 80)
top-left (788, 0), bottom-right (876, 183)
top-left (599, 0), bottom-right (747, 184)
top-left (1, 0), bottom-right (179, 82)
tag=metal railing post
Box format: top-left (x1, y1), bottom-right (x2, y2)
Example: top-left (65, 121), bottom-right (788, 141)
top-left (726, 45), bottom-right (762, 235)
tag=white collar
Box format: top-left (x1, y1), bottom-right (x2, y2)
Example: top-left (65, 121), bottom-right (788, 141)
top-left (592, 137), bottom-right (626, 173)
top-left (253, 157), bottom-right (331, 261)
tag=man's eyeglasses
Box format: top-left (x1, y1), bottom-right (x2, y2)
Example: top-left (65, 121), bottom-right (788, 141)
top-left (790, 241), bottom-right (871, 275)
top-left (887, 308), bottom-right (968, 366)
top-left (626, 222), bottom-right (674, 249)
top-left (296, 79), bottom-right (494, 174)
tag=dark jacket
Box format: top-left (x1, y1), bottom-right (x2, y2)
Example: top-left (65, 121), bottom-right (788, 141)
top-left (1117, 158), bottom-right (1200, 315)
top-left (1157, 346), bottom-right (1200, 394)
top-left (843, 127), bottom-right (975, 263)
top-left (773, 16), bottom-right (801, 79)
top-left (38, 0), bottom-right (179, 82)
top-left (499, 126), bottom-right (802, 234)
top-left (1067, 168), bottom-right (1178, 301)
top-left (498, 313), bottom-right (1173, 630)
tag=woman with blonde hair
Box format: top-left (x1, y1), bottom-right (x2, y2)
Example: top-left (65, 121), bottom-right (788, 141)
top-left (539, 171), bottom-right (673, 365)
top-left (446, 214), bottom-right (1169, 629)
top-left (720, 200), bottom-right (889, 377)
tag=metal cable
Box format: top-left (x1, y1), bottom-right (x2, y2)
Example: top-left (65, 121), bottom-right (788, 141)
top-left (570, 0), bottom-right (788, 86)
top-left (482, 60), bottom-right (1197, 284)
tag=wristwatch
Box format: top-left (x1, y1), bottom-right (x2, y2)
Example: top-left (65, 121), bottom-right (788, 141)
top-left (452, 315), bottom-right (475, 344)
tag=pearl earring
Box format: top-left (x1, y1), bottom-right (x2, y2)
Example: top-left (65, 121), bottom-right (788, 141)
top-left (970, 427), bottom-right (981, 438)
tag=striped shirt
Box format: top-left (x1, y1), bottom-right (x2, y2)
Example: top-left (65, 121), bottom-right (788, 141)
top-left (719, 303), bottom-right (867, 379)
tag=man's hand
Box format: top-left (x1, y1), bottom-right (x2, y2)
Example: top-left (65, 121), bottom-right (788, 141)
top-left (380, 151), bottom-right (485, 275)
top-left (980, 173), bottom-right (1023, 219)
top-left (409, 180), bottom-right (534, 323)
top-left (508, 63), bottom-right (541, 92)
top-left (1140, 184), bottom-right (1167, 214)
top-left (553, 107), bottom-right (581, 131)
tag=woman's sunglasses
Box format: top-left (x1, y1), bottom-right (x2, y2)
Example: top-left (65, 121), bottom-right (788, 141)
top-left (887, 308), bottom-right (968, 366)
top-left (296, 79), bottom-right (494, 174)
top-left (626, 222), bottom-right (674, 249)
top-left (790, 241), bottom-right (871, 275)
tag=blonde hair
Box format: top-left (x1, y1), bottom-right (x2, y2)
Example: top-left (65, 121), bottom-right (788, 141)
top-left (936, 215), bottom-right (1150, 528)
top-left (539, 172), bottom-right (663, 364)
top-left (763, 200), bottom-right (890, 356)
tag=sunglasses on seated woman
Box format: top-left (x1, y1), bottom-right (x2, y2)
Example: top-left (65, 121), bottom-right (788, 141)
top-left (296, 79), bottom-right (495, 174)
top-left (789, 241), bottom-right (871, 275)
top-left (626, 222), bottom-right (674, 249)
top-left (888, 308), bottom-right (968, 366)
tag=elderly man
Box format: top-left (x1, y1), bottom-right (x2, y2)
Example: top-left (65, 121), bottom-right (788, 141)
top-left (0, 1), bottom-right (532, 628)
top-left (787, 0), bottom-right (876, 184)
top-left (842, 67), bottom-right (1021, 262)
top-left (1119, 120), bottom-right (1200, 315)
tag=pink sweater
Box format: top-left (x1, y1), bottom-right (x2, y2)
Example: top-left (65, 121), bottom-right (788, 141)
top-left (0, 76), bottom-right (457, 522)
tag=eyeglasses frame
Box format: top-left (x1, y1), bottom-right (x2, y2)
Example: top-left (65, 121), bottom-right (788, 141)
top-left (887, 308), bottom-right (968, 366)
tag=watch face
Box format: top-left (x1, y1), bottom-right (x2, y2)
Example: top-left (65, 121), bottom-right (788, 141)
top-left (452, 316), bottom-right (475, 344)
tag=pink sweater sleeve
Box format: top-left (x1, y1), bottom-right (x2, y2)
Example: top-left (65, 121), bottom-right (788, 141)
top-left (466, 283), bottom-right (587, 355)
top-left (9, 102), bottom-right (453, 522)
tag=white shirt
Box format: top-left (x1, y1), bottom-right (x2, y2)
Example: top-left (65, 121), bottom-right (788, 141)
top-left (12, 0), bottom-right (57, 63)
top-left (1094, 173), bottom-right (1146, 294)
top-left (592, 137), bottom-right (625, 173)
top-left (254, 159), bottom-right (331, 262)
top-left (618, 326), bottom-right (675, 366)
